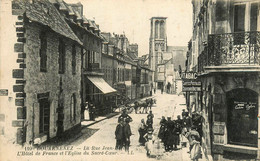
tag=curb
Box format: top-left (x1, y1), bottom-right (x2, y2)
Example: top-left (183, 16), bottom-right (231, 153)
top-left (81, 112), bottom-right (120, 129)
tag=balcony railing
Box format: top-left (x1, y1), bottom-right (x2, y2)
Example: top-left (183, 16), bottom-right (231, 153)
top-left (199, 31), bottom-right (260, 72)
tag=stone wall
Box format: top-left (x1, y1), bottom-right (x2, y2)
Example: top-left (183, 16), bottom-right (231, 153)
top-left (23, 22), bottom-right (82, 143)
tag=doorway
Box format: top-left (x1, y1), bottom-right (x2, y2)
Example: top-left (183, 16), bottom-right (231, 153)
top-left (227, 88), bottom-right (258, 147)
top-left (39, 97), bottom-right (50, 138)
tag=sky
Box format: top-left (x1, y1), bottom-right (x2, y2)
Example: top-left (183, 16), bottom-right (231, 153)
top-left (65, 0), bottom-right (193, 56)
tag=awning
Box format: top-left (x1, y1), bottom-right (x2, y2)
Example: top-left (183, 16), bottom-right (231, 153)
top-left (87, 76), bottom-right (117, 94)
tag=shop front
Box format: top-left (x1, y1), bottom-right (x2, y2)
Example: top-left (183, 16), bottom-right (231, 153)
top-left (199, 73), bottom-right (260, 160)
top-left (227, 88), bottom-right (258, 147)
top-left (85, 76), bottom-right (117, 118)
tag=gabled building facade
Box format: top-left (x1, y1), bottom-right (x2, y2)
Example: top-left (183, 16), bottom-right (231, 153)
top-left (0, 0), bottom-right (83, 145)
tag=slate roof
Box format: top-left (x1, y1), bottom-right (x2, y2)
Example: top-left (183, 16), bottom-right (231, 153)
top-left (15, 0), bottom-right (82, 45)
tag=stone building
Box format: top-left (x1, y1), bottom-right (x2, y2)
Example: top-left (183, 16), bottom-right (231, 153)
top-left (0, 0), bottom-right (83, 145)
top-left (53, 1), bottom-right (117, 117)
top-left (148, 17), bottom-right (187, 92)
top-left (186, 0), bottom-right (260, 160)
top-left (101, 32), bottom-right (140, 102)
top-left (149, 17), bottom-right (167, 82)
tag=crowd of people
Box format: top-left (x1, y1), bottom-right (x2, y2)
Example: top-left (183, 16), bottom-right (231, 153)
top-left (114, 102), bottom-right (203, 160)
top-left (157, 109), bottom-right (203, 160)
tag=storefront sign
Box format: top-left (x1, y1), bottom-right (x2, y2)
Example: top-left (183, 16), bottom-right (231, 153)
top-left (183, 81), bottom-right (202, 86)
top-left (182, 79), bottom-right (201, 92)
top-left (182, 86), bottom-right (201, 92)
top-left (181, 72), bottom-right (198, 79)
top-left (234, 101), bottom-right (256, 110)
top-left (0, 89), bottom-right (8, 96)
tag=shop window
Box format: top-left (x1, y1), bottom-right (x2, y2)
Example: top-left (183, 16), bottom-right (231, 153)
top-left (227, 88), bottom-right (258, 147)
top-left (59, 39), bottom-right (66, 74)
top-left (39, 31), bottom-right (47, 72)
top-left (72, 44), bottom-right (76, 75)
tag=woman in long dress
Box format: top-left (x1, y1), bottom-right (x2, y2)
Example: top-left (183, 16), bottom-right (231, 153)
top-left (138, 119), bottom-right (147, 145)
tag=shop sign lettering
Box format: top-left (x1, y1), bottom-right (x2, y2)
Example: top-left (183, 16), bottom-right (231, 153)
top-left (234, 101), bottom-right (256, 110)
top-left (181, 72), bottom-right (198, 79)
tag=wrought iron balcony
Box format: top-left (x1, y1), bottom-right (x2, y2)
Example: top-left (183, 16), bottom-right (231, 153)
top-left (199, 31), bottom-right (260, 72)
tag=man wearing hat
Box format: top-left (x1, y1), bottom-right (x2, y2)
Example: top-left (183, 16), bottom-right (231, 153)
top-left (124, 118), bottom-right (132, 153)
top-left (118, 108), bottom-right (132, 123)
top-left (115, 118), bottom-right (124, 150)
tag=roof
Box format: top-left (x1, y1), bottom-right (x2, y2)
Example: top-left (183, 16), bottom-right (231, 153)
top-left (82, 15), bottom-right (89, 25)
top-left (16, 0), bottom-right (82, 45)
top-left (124, 55), bottom-right (137, 66)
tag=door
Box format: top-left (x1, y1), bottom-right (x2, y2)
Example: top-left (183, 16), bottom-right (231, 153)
top-left (227, 88), bottom-right (258, 147)
top-left (39, 98), bottom-right (50, 137)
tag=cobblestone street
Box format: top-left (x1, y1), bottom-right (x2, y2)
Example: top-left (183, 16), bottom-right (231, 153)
top-left (67, 91), bottom-right (194, 161)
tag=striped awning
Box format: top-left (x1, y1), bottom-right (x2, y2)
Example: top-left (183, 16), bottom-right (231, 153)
top-left (87, 76), bottom-right (117, 94)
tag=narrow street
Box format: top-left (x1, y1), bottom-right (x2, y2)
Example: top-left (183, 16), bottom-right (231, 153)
top-left (67, 91), bottom-right (192, 161)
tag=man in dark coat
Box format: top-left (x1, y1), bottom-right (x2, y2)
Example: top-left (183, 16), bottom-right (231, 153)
top-left (165, 117), bottom-right (175, 151)
top-left (118, 108), bottom-right (133, 123)
top-left (158, 116), bottom-right (167, 145)
top-left (173, 117), bottom-right (182, 150)
top-left (147, 111), bottom-right (154, 120)
top-left (124, 118), bottom-right (132, 152)
top-left (183, 114), bottom-right (193, 130)
top-left (115, 119), bottom-right (124, 150)
top-left (134, 101), bottom-right (139, 114)
top-left (146, 115), bottom-right (153, 129)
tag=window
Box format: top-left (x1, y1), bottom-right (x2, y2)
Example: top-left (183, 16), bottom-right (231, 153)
top-left (234, 4), bottom-right (246, 32)
top-left (92, 51), bottom-right (95, 63)
top-left (155, 20), bottom-right (159, 39)
top-left (234, 2), bottom-right (259, 44)
top-left (39, 97), bottom-right (50, 135)
top-left (40, 31), bottom-right (47, 72)
top-left (87, 50), bottom-right (91, 68)
top-left (70, 93), bottom-right (76, 121)
top-left (160, 21), bottom-right (164, 39)
top-left (59, 39), bottom-right (66, 74)
top-left (72, 45), bottom-right (76, 75)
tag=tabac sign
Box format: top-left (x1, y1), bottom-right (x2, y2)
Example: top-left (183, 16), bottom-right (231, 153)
top-left (181, 72), bottom-right (201, 92)
top-left (181, 72), bottom-right (198, 79)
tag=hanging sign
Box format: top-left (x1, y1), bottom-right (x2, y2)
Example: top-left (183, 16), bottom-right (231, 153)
top-left (181, 72), bottom-right (201, 92)
top-left (181, 72), bottom-right (198, 79)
